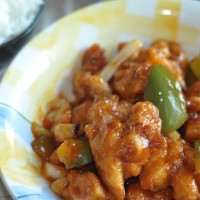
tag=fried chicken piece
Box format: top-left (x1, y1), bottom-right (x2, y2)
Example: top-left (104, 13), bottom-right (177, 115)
top-left (135, 40), bottom-right (187, 89)
top-left (183, 144), bottom-right (195, 171)
top-left (86, 99), bottom-right (161, 199)
top-left (73, 71), bottom-right (111, 102)
top-left (87, 95), bottom-right (132, 127)
top-left (125, 101), bottom-right (164, 147)
top-left (171, 167), bottom-right (200, 200)
top-left (82, 44), bottom-right (106, 74)
top-left (113, 63), bottom-right (151, 102)
top-left (86, 121), bottom-right (125, 200)
top-left (116, 100), bottom-right (133, 123)
top-left (185, 81), bottom-right (200, 143)
top-left (140, 138), bottom-right (186, 192)
top-left (166, 139), bottom-right (184, 173)
top-left (72, 101), bottom-right (92, 124)
top-left (185, 115), bottom-right (200, 143)
top-left (151, 40), bottom-right (188, 73)
top-left (118, 129), bottom-right (150, 180)
top-left (185, 81), bottom-right (200, 113)
top-left (126, 184), bottom-right (173, 200)
top-left (140, 147), bottom-right (170, 192)
top-left (63, 170), bottom-right (113, 200)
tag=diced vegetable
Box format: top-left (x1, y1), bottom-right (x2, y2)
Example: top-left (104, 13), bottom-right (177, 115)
top-left (190, 57), bottom-right (200, 80)
top-left (32, 135), bottom-right (56, 161)
top-left (43, 162), bottom-right (69, 180)
top-left (49, 150), bottom-right (62, 165)
top-left (51, 177), bottom-right (68, 196)
top-left (99, 39), bottom-right (142, 82)
top-left (53, 124), bottom-right (77, 142)
top-left (194, 140), bottom-right (200, 174)
top-left (57, 139), bottom-right (93, 169)
top-left (144, 65), bottom-right (187, 133)
top-left (31, 122), bottom-right (51, 138)
top-left (43, 98), bottom-right (72, 130)
top-left (165, 131), bottom-right (180, 140)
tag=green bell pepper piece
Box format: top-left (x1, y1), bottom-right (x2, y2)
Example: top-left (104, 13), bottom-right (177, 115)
top-left (57, 139), bottom-right (93, 169)
top-left (32, 135), bottom-right (56, 161)
top-left (144, 65), bottom-right (187, 133)
top-left (195, 140), bottom-right (200, 174)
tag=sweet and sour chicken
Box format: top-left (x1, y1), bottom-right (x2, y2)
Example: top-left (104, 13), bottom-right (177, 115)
top-left (31, 40), bottom-right (200, 200)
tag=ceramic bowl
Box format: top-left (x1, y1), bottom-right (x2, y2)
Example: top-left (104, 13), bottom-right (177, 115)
top-left (0, 0), bottom-right (200, 199)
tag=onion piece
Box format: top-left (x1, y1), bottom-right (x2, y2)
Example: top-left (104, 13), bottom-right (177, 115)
top-left (31, 122), bottom-right (51, 138)
top-left (99, 39), bottom-right (142, 82)
top-left (51, 177), bottom-right (68, 196)
top-left (43, 162), bottom-right (69, 180)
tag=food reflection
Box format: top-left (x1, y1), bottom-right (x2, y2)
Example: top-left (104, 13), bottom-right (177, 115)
top-left (31, 39), bottom-right (200, 200)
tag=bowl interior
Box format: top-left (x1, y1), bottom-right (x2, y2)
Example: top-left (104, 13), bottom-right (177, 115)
top-left (0, 0), bottom-right (200, 199)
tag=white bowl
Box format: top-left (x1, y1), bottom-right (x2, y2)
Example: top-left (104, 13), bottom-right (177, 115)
top-left (0, 0), bottom-right (200, 199)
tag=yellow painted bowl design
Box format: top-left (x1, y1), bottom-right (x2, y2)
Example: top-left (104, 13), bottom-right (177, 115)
top-left (0, 0), bottom-right (200, 199)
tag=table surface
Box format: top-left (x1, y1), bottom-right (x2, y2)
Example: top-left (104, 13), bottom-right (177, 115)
top-left (0, 0), bottom-right (100, 199)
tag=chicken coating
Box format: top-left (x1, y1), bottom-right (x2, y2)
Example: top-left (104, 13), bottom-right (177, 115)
top-left (140, 147), bottom-right (170, 192)
top-left (186, 81), bottom-right (200, 112)
top-left (185, 115), bottom-right (200, 143)
top-left (118, 131), bottom-right (150, 179)
top-left (183, 144), bottom-right (195, 171)
top-left (126, 184), bottom-right (173, 200)
top-left (185, 81), bottom-right (200, 143)
top-left (171, 167), bottom-right (200, 200)
top-left (82, 44), bottom-right (106, 74)
top-left (135, 40), bottom-right (187, 89)
top-left (73, 71), bottom-right (111, 102)
top-left (86, 99), bottom-right (161, 199)
top-left (86, 121), bottom-right (125, 200)
top-left (113, 63), bottom-right (151, 102)
top-left (116, 100), bottom-right (133, 123)
top-left (166, 139), bottom-right (184, 174)
top-left (72, 101), bottom-right (92, 125)
top-left (151, 40), bottom-right (188, 73)
top-left (63, 170), bottom-right (113, 200)
top-left (140, 139), bottom-right (186, 192)
top-left (87, 95), bottom-right (132, 127)
top-left (124, 101), bottom-right (164, 147)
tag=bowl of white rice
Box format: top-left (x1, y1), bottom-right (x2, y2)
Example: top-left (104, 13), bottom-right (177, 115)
top-left (0, 0), bottom-right (45, 62)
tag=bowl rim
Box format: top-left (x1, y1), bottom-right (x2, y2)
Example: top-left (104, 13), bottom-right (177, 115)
top-left (0, 0), bottom-right (46, 49)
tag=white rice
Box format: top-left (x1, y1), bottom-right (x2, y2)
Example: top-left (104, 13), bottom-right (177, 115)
top-left (0, 0), bottom-right (43, 45)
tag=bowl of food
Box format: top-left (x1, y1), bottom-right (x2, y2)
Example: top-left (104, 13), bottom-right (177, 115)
top-left (0, 0), bottom-right (200, 199)
top-left (0, 0), bottom-right (45, 63)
